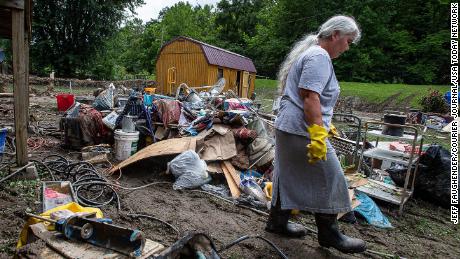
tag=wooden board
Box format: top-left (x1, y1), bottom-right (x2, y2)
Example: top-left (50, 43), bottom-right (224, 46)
top-left (346, 174), bottom-right (369, 188)
top-left (220, 161), bottom-right (240, 198)
top-left (222, 161), bottom-right (240, 186)
top-left (12, 7), bottom-right (29, 166)
top-left (110, 137), bottom-right (197, 174)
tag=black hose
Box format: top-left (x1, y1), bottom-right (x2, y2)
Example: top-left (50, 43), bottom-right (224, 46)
top-left (127, 213), bottom-right (180, 236)
top-left (40, 155), bottom-right (121, 209)
top-left (30, 159), bottom-right (55, 181)
top-left (218, 235), bottom-right (288, 259)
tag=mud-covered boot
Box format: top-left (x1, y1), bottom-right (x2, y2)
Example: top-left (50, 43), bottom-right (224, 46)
top-left (265, 201), bottom-right (307, 238)
top-left (314, 213), bottom-right (366, 253)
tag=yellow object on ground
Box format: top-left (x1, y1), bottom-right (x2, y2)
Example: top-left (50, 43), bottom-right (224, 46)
top-left (329, 123), bottom-right (339, 137)
top-left (264, 182), bottom-right (273, 200)
top-left (144, 87), bottom-right (156, 94)
top-left (264, 182), bottom-right (299, 214)
top-left (306, 124), bottom-right (328, 164)
top-left (17, 202), bottom-right (103, 248)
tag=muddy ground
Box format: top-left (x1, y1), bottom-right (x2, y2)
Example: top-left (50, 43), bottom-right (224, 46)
top-left (0, 94), bottom-right (459, 259)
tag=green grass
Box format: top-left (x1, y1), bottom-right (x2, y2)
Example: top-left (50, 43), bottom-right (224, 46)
top-left (255, 79), bottom-right (450, 110)
top-left (254, 79), bottom-right (278, 111)
top-left (340, 82), bottom-right (450, 108)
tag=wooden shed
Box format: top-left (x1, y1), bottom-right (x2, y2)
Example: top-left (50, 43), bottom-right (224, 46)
top-left (0, 0), bottom-right (32, 166)
top-left (156, 36), bottom-right (257, 98)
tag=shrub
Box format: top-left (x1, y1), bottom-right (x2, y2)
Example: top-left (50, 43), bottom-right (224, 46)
top-left (419, 89), bottom-right (449, 113)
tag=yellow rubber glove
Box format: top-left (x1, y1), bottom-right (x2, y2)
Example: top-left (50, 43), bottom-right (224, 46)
top-left (264, 182), bottom-right (273, 200)
top-left (329, 123), bottom-right (339, 137)
top-left (306, 124), bottom-right (328, 164)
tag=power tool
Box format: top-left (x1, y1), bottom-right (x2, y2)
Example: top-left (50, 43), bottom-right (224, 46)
top-left (26, 212), bottom-right (145, 257)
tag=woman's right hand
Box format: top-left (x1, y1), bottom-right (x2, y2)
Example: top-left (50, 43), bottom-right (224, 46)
top-left (306, 124), bottom-right (328, 164)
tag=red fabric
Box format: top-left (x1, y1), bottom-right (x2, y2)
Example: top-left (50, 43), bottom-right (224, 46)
top-left (232, 127), bottom-right (257, 144)
top-left (79, 104), bottom-right (107, 140)
top-left (154, 99), bottom-right (182, 128)
top-left (389, 141), bottom-right (421, 154)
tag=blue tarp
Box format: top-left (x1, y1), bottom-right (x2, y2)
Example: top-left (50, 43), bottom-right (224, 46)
top-left (444, 91), bottom-right (459, 105)
top-left (0, 128), bottom-right (7, 154)
top-left (354, 191), bottom-right (393, 228)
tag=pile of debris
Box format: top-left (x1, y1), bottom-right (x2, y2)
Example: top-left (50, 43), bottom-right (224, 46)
top-left (55, 79), bottom-right (276, 208)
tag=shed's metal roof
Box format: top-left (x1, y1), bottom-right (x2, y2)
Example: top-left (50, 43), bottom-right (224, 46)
top-left (163, 36), bottom-right (257, 73)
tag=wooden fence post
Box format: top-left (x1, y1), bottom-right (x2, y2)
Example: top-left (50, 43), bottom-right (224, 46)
top-left (12, 8), bottom-right (29, 166)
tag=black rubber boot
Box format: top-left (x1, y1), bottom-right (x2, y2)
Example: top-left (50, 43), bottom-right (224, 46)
top-left (315, 213), bottom-right (366, 253)
top-left (265, 192), bottom-right (307, 238)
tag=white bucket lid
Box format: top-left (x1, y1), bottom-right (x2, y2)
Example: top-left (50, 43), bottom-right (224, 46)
top-left (114, 129), bottom-right (139, 137)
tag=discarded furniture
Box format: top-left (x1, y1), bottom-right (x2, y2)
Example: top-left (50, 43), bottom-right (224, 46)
top-left (357, 121), bottom-right (423, 215)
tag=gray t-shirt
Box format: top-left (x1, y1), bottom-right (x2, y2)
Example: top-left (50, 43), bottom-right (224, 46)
top-left (275, 45), bottom-right (340, 138)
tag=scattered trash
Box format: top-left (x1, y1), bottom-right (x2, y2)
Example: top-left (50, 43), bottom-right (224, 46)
top-left (239, 177), bottom-right (268, 203)
top-left (42, 181), bottom-right (77, 212)
top-left (93, 83), bottom-right (116, 110)
top-left (201, 184), bottom-right (230, 197)
top-left (110, 137), bottom-right (197, 174)
top-left (167, 150), bottom-right (211, 190)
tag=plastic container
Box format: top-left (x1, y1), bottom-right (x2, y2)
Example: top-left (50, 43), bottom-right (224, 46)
top-left (144, 94), bottom-right (153, 106)
top-left (56, 94), bottom-right (75, 111)
top-left (102, 111), bottom-right (119, 130)
top-left (42, 181), bottom-right (77, 212)
top-left (114, 129), bottom-right (139, 161)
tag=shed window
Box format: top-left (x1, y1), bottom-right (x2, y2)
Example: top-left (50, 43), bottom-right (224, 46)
top-left (217, 68), bottom-right (223, 79)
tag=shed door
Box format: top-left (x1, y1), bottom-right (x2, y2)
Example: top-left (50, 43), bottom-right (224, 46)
top-left (167, 67), bottom-right (176, 95)
top-left (241, 71), bottom-right (250, 98)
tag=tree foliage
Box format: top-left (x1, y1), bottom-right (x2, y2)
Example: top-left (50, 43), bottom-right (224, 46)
top-left (24, 0), bottom-right (450, 84)
top-left (31, 0), bottom-right (144, 78)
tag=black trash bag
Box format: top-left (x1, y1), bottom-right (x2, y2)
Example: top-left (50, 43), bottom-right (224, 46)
top-left (389, 145), bottom-right (451, 208)
top-left (415, 145), bottom-right (451, 208)
top-left (387, 164), bottom-right (429, 188)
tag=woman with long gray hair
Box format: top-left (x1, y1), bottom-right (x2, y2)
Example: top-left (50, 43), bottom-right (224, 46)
top-left (265, 15), bottom-right (366, 254)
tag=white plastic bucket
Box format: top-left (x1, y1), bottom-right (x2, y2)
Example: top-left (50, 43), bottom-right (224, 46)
top-left (114, 129), bottom-right (139, 161)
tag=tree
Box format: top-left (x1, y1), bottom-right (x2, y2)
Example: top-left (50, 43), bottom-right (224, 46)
top-left (156, 2), bottom-right (216, 43)
top-left (246, 0), bottom-right (450, 84)
top-left (31, 0), bottom-right (144, 78)
top-left (214, 0), bottom-right (267, 55)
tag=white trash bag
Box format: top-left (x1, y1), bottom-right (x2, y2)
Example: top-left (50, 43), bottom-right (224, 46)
top-left (167, 150), bottom-right (211, 190)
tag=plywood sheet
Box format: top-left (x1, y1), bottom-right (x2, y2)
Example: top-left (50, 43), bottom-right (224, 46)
top-left (110, 137), bottom-right (197, 174)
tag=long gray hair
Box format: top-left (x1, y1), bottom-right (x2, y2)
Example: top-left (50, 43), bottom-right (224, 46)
top-left (277, 15), bottom-right (361, 94)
